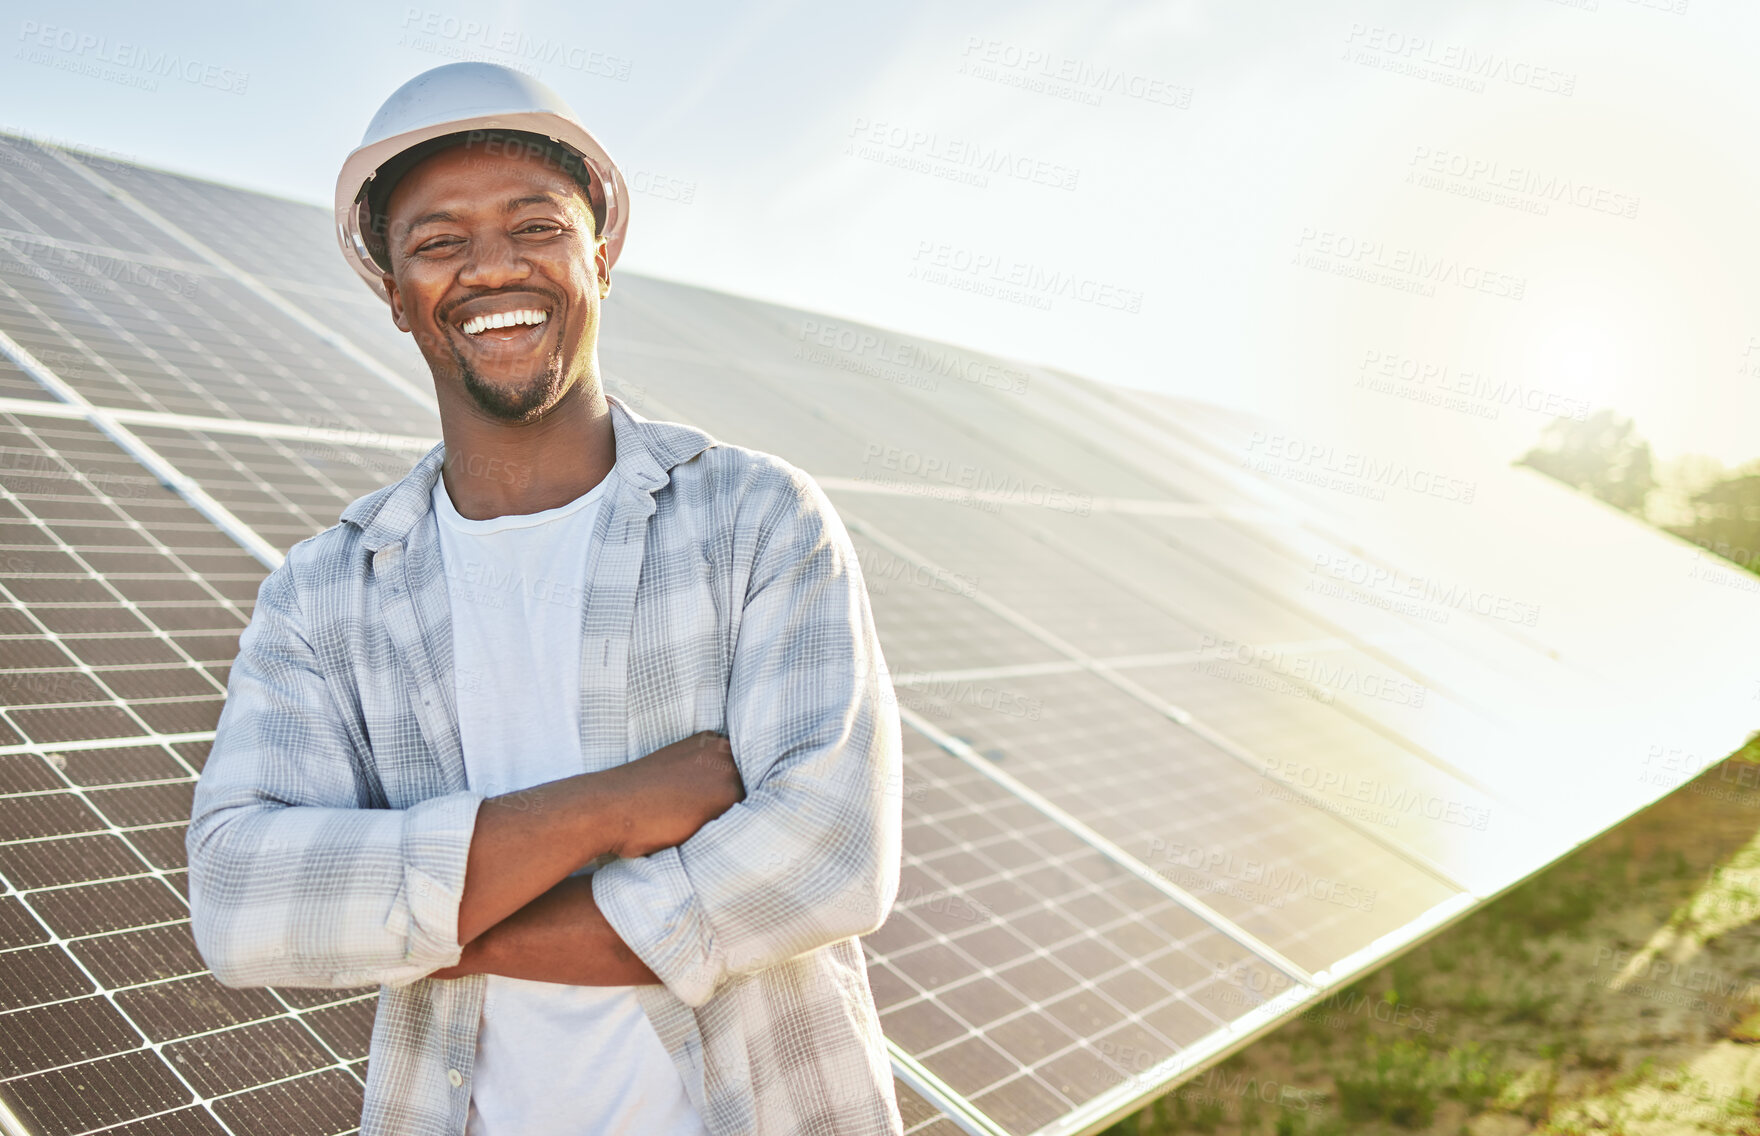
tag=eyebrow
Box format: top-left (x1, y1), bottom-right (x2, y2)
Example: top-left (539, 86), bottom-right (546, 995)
top-left (404, 194), bottom-right (570, 233)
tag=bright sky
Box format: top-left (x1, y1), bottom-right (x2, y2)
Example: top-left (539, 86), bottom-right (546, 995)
top-left (6, 0), bottom-right (1758, 468)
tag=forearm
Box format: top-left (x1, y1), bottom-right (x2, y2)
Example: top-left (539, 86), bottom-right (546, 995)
top-left (455, 730), bottom-right (740, 947)
top-left (436, 875), bottom-right (659, 985)
top-left (455, 775), bottom-right (625, 946)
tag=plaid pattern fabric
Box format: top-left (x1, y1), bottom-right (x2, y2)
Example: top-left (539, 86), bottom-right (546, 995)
top-left (187, 395), bottom-right (905, 1136)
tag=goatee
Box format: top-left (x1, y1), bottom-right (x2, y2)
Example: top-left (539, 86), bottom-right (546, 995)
top-left (451, 345), bottom-right (568, 422)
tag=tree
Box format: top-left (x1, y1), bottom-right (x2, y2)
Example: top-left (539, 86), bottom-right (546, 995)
top-left (1671, 471), bottom-right (1760, 573)
top-left (1517, 408), bottom-right (1655, 516)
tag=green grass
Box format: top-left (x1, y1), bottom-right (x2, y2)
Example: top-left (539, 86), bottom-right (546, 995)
top-left (1098, 738), bottom-right (1760, 1136)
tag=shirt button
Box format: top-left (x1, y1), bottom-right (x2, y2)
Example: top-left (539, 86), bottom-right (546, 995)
top-left (447, 1068), bottom-right (464, 1088)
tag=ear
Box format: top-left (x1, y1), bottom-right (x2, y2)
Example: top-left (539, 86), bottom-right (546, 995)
top-left (595, 236), bottom-right (612, 299)
top-left (385, 272), bottom-right (411, 333)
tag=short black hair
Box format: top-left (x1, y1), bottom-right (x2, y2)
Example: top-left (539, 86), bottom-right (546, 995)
top-left (361, 128), bottom-right (603, 273)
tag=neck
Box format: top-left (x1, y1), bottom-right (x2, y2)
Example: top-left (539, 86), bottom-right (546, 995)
top-left (436, 375), bottom-right (616, 520)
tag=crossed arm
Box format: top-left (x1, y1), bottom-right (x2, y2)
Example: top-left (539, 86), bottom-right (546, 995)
top-left (187, 468), bottom-right (902, 1005)
top-left (424, 732), bottom-right (745, 985)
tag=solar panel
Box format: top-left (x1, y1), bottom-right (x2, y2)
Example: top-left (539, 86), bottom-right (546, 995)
top-left (2, 128), bottom-right (1758, 1136)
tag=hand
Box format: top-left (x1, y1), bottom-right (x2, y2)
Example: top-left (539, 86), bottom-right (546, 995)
top-left (602, 730), bottom-right (745, 859)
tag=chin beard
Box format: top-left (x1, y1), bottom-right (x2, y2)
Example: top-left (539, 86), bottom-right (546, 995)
top-left (451, 345), bottom-right (568, 422)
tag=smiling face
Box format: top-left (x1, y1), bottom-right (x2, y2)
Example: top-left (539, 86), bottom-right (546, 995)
top-left (380, 140), bottom-right (611, 424)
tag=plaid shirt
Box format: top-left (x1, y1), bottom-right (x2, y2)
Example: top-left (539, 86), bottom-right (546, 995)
top-left (187, 395), bottom-right (905, 1136)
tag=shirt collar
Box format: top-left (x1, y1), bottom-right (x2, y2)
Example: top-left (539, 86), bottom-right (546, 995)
top-left (341, 392), bottom-right (714, 553)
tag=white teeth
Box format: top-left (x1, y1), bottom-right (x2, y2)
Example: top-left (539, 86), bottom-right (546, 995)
top-left (460, 308), bottom-right (549, 336)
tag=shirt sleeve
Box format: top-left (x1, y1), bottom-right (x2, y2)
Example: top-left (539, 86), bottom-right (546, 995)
top-left (593, 465), bottom-right (904, 1008)
top-left (186, 554), bottom-right (483, 990)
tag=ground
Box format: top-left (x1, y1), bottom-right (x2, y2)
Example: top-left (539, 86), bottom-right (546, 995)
top-left (1104, 736), bottom-right (1760, 1136)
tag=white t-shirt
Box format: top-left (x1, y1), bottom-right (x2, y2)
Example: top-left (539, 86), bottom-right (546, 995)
top-left (431, 470), bottom-right (708, 1136)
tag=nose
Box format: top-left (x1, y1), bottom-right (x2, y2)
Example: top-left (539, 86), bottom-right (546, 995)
top-left (456, 229), bottom-right (533, 290)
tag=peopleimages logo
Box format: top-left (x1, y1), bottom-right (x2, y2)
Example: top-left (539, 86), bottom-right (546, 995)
top-left (1196, 635), bottom-right (1428, 708)
top-left (909, 241), bottom-right (1145, 314)
top-left (1308, 552), bottom-right (1541, 627)
top-left (797, 319), bottom-right (1030, 396)
top-left (846, 116), bottom-right (1080, 191)
top-left (397, 9), bottom-right (633, 80)
top-left (957, 37), bottom-right (1194, 109)
top-left (861, 442), bottom-right (1094, 516)
top-left (1243, 431), bottom-right (1478, 504)
top-left (1293, 227), bottom-right (1527, 301)
top-left (16, 21), bottom-right (250, 93)
top-left (1407, 146), bottom-right (1639, 220)
top-left (1146, 837), bottom-right (1379, 911)
top-left (1341, 22), bottom-right (1577, 97)
top-left (1356, 348), bottom-right (1591, 424)
top-left (1260, 758), bottom-right (1494, 832)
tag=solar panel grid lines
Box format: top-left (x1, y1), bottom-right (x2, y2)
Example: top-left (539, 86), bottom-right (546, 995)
top-left (593, 281), bottom-right (1548, 744)
top-left (1001, 500), bottom-right (1528, 733)
top-left (890, 1044), bottom-right (1010, 1136)
top-left (0, 361), bottom-right (1372, 1127)
top-left (0, 399), bottom-right (437, 536)
top-left (0, 383), bottom-right (382, 1132)
top-left (0, 415), bottom-right (254, 747)
top-left (1019, 367), bottom-right (1301, 523)
top-left (0, 385), bottom-right (1396, 696)
top-left (0, 353), bottom-right (55, 406)
top-left (872, 734), bottom-right (1294, 1135)
top-left (0, 266), bottom-right (163, 416)
top-left (994, 368), bottom-right (1557, 665)
top-left (0, 134), bottom-right (1750, 1136)
top-left (849, 533), bottom-right (1067, 675)
top-left (659, 287), bottom-right (1266, 511)
top-left (0, 332), bottom-right (281, 570)
top-left (0, 251), bottom-right (1499, 1127)
top-left (0, 228), bottom-right (218, 287)
top-left (50, 149), bottom-right (355, 296)
top-left (41, 147), bottom-right (437, 419)
top-left (1033, 982), bottom-right (1318, 1136)
top-left (0, 279), bottom-right (1016, 1131)
top-left (603, 284), bottom-right (1190, 508)
top-left (841, 510), bottom-right (1511, 899)
top-left (819, 479), bottom-right (1284, 523)
top-left (900, 664), bottom-right (1467, 958)
top-left (0, 398), bottom-right (437, 457)
top-left (0, 140), bottom-right (188, 264)
top-left (0, 157), bottom-right (437, 444)
top-left (884, 635), bottom-right (1360, 687)
top-left (932, 505), bottom-right (1517, 771)
top-left (0, 748), bottom-right (373, 1136)
top-left (597, 357), bottom-right (1224, 669)
top-left (0, 223), bottom-right (415, 439)
top-left (125, 426), bottom-right (400, 553)
top-left (1050, 371), bottom-right (1598, 691)
top-left (0, 181), bottom-right (286, 417)
top-left (893, 709), bottom-right (1312, 991)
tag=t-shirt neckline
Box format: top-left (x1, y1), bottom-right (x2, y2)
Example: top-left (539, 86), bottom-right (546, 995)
top-left (432, 468), bottom-right (617, 536)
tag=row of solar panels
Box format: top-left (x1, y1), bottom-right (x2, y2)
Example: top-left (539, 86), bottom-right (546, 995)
top-left (0, 129), bottom-right (1756, 1136)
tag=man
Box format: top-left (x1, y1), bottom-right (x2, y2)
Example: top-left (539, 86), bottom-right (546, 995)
top-left (186, 62), bottom-right (904, 1136)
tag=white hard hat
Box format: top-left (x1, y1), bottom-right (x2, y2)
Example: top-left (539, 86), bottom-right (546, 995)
top-left (335, 62), bottom-right (629, 303)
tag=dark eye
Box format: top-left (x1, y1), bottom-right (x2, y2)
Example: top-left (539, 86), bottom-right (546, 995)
top-left (415, 236), bottom-right (461, 253)
top-left (518, 222), bottom-right (561, 235)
